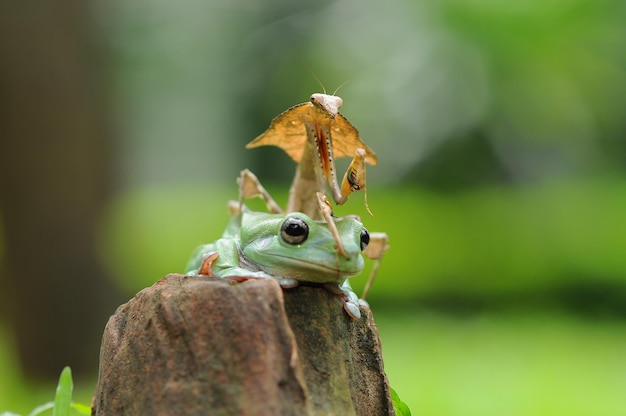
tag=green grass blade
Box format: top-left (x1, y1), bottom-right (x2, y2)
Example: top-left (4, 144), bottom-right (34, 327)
top-left (391, 387), bottom-right (411, 416)
top-left (27, 402), bottom-right (54, 416)
top-left (69, 403), bottom-right (91, 415)
top-left (52, 367), bottom-right (73, 416)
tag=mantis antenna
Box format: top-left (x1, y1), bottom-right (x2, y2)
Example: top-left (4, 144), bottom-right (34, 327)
top-left (311, 73), bottom-right (327, 94)
top-left (332, 80), bottom-right (350, 96)
top-left (310, 74), bottom-right (350, 97)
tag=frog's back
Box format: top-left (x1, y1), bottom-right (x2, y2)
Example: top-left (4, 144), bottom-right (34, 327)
top-left (185, 212), bottom-right (244, 275)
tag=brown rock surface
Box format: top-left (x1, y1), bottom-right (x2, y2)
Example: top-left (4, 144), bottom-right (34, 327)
top-left (92, 274), bottom-right (394, 416)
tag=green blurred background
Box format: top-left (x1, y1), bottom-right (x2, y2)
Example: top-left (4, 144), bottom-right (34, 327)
top-left (1, 0), bottom-right (625, 414)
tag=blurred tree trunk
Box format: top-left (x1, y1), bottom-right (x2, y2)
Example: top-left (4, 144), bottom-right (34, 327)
top-left (0, 1), bottom-right (121, 379)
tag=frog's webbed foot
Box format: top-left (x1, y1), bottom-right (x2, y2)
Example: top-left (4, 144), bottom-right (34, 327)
top-left (220, 267), bottom-right (298, 289)
top-left (224, 270), bottom-right (273, 281)
top-left (276, 277), bottom-right (299, 288)
top-left (342, 291), bottom-right (362, 320)
top-left (220, 267), bottom-right (299, 289)
top-left (324, 282), bottom-right (362, 319)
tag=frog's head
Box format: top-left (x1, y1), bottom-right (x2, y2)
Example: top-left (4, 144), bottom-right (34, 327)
top-left (239, 211), bottom-right (368, 284)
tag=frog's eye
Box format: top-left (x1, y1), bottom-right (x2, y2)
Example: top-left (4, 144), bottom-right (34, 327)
top-left (281, 217), bottom-right (309, 245)
top-left (360, 228), bottom-right (370, 251)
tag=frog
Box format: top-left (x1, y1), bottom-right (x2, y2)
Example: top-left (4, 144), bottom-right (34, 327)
top-left (237, 168), bottom-right (388, 302)
top-left (185, 206), bottom-right (371, 319)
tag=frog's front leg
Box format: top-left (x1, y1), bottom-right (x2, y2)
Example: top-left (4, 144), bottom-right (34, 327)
top-left (233, 254), bottom-right (299, 288)
top-left (221, 267), bottom-right (298, 289)
top-left (195, 251), bottom-right (273, 280)
top-left (191, 240), bottom-right (300, 288)
top-left (187, 239), bottom-right (265, 278)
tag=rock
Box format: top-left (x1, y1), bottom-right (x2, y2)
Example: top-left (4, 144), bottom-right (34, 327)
top-left (92, 274), bottom-right (394, 416)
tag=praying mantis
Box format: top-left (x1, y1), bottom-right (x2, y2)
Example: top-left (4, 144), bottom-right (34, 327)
top-left (242, 91), bottom-right (388, 301)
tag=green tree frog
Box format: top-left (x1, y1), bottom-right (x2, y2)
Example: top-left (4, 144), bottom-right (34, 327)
top-left (185, 207), bottom-right (371, 319)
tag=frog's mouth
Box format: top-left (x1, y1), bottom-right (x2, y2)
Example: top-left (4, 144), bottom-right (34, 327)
top-left (259, 253), bottom-right (362, 281)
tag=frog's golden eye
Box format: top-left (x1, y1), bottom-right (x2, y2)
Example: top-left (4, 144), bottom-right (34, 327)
top-left (360, 228), bottom-right (370, 251)
top-left (281, 217), bottom-right (309, 245)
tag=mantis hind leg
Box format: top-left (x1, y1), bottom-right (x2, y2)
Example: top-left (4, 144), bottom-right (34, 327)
top-left (237, 169), bottom-right (284, 214)
top-left (360, 232), bottom-right (389, 301)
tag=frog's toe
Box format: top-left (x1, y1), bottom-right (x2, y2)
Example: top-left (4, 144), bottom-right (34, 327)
top-left (222, 270), bottom-right (273, 281)
top-left (343, 299), bottom-right (362, 319)
top-left (277, 277), bottom-right (299, 288)
top-left (343, 289), bottom-right (362, 319)
top-left (251, 271), bottom-right (274, 279)
top-left (358, 298), bottom-right (370, 308)
top-left (323, 283), bottom-right (362, 319)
